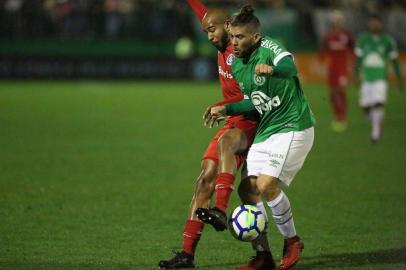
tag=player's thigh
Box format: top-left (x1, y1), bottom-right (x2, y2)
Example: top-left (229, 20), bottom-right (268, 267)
top-left (218, 127), bottom-right (248, 153)
top-left (202, 123), bottom-right (233, 163)
top-left (278, 127), bottom-right (314, 186)
top-left (246, 141), bottom-right (270, 178)
top-left (247, 128), bottom-right (314, 186)
top-left (247, 131), bottom-right (294, 180)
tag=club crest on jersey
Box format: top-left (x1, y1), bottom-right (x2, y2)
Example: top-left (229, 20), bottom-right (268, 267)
top-left (253, 74), bottom-right (266, 86)
top-left (226, 54), bottom-right (235, 66)
top-left (251, 91), bottom-right (281, 115)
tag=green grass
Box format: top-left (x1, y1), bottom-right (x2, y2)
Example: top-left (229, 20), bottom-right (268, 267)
top-left (0, 81), bottom-right (405, 270)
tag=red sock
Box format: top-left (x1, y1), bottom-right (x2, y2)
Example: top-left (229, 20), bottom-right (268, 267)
top-left (182, 220), bottom-right (204, 256)
top-left (331, 86), bottom-right (347, 122)
top-left (215, 173), bottom-right (235, 213)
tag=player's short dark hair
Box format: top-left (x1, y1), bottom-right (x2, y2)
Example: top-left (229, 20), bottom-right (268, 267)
top-left (230, 5), bottom-right (260, 30)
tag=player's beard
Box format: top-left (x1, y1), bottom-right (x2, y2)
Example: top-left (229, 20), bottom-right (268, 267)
top-left (239, 39), bottom-right (261, 63)
top-left (214, 34), bottom-right (229, 52)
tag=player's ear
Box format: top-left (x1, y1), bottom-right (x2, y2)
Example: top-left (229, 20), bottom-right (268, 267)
top-left (224, 20), bottom-right (231, 33)
top-left (253, 32), bottom-right (262, 43)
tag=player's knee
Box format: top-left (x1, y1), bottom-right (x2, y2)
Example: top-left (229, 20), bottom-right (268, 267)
top-left (238, 177), bottom-right (260, 203)
top-left (257, 177), bottom-right (280, 197)
top-left (237, 180), bottom-right (248, 200)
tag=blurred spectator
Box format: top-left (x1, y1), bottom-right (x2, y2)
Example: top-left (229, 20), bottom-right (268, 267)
top-left (0, 0), bottom-right (404, 51)
top-left (3, 0), bottom-right (24, 37)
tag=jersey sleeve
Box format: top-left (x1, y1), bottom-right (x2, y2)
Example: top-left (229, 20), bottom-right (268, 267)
top-left (354, 34), bottom-right (364, 58)
top-left (272, 56), bottom-right (298, 78)
top-left (261, 37), bottom-right (292, 66)
top-left (186, 0), bottom-right (208, 22)
top-left (225, 95), bottom-right (256, 115)
top-left (387, 35), bottom-right (399, 60)
top-left (214, 94), bottom-right (244, 106)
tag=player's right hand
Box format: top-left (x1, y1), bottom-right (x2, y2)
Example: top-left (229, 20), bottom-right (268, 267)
top-left (255, 64), bottom-right (273, 76)
top-left (204, 106), bottom-right (226, 128)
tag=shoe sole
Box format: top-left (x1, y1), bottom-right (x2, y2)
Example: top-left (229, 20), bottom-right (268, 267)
top-left (158, 261), bottom-right (195, 269)
top-left (195, 208), bottom-right (227, 231)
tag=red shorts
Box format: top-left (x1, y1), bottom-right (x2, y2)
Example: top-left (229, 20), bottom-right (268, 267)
top-left (202, 116), bottom-right (258, 169)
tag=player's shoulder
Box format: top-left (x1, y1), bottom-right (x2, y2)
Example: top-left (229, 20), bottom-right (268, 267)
top-left (357, 32), bottom-right (369, 42)
top-left (382, 33), bottom-right (396, 45)
top-left (260, 36), bottom-right (286, 51)
top-left (260, 36), bottom-right (288, 56)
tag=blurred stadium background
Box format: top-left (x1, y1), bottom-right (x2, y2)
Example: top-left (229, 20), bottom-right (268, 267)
top-left (1, 0), bottom-right (405, 80)
top-left (1, 1), bottom-right (406, 270)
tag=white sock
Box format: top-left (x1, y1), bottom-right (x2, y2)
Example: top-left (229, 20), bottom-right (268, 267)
top-left (256, 201), bottom-right (269, 224)
top-left (267, 191), bottom-right (296, 239)
top-left (370, 107), bottom-right (384, 140)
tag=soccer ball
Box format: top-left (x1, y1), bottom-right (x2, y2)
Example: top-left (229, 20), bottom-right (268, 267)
top-left (228, 204), bottom-right (267, 242)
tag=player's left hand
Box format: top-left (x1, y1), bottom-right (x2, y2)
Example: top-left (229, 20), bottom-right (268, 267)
top-left (255, 64), bottom-right (273, 76)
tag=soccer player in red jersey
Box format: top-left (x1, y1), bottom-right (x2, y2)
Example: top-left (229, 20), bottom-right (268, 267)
top-left (320, 11), bottom-right (354, 131)
top-left (159, 1), bottom-right (275, 269)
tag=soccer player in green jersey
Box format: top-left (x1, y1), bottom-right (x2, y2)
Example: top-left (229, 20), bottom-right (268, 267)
top-left (355, 15), bottom-right (403, 143)
top-left (205, 5), bottom-right (315, 270)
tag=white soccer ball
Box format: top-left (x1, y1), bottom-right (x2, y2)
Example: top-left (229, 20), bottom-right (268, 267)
top-left (229, 204), bottom-right (267, 242)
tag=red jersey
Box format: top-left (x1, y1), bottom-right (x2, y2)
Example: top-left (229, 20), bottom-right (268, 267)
top-left (321, 30), bottom-right (354, 74)
top-left (186, 0), bottom-right (246, 120)
top-left (217, 44), bottom-right (244, 104)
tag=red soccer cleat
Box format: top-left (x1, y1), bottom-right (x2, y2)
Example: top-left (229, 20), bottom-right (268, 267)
top-left (235, 251), bottom-right (276, 270)
top-left (279, 236), bottom-right (304, 270)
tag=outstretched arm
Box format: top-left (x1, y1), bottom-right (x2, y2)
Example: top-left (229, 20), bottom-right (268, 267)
top-left (214, 94), bottom-right (244, 106)
top-left (225, 99), bottom-right (256, 115)
top-left (255, 56), bottom-right (298, 78)
top-left (391, 58), bottom-right (403, 92)
top-left (203, 99), bottom-right (256, 128)
top-left (186, 0), bottom-right (208, 22)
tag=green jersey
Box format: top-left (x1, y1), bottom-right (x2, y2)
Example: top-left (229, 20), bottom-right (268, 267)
top-left (227, 36), bottom-right (315, 144)
top-left (355, 33), bottom-right (398, 82)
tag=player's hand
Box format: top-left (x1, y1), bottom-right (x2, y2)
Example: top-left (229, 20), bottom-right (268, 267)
top-left (203, 106), bottom-right (212, 120)
top-left (255, 64), bottom-right (273, 76)
top-left (204, 106), bottom-right (226, 128)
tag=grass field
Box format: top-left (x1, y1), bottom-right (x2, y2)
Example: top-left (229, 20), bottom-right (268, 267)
top-left (0, 81), bottom-right (405, 270)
